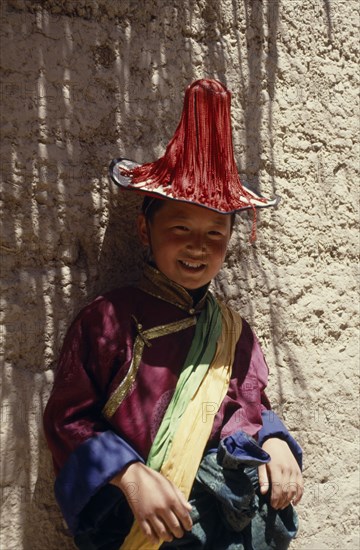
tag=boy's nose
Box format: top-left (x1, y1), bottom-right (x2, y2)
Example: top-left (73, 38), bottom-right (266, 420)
top-left (186, 233), bottom-right (207, 253)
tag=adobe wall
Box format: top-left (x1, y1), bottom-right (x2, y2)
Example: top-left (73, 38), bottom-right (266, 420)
top-left (1, 1), bottom-right (359, 548)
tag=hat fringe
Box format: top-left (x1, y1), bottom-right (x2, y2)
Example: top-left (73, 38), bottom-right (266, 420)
top-left (128, 80), bottom-right (264, 212)
top-left (121, 79), bottom-right (269, 239)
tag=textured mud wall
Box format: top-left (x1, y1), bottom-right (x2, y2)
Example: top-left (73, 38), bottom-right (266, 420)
top-left (1, 0), bottom-right (359, 548)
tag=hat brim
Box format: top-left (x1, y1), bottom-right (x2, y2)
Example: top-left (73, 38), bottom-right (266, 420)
top-left (109, 158), bottom-right (280, 213)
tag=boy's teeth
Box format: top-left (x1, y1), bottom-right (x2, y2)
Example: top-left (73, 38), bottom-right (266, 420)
top-left (182, 260), bottom-right (203, 268)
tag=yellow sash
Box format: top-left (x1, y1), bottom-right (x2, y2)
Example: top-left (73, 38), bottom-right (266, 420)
top-left (120, 302), bottom-right (242, 550)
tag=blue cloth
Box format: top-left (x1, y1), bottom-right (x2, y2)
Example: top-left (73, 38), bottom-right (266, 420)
top-left (219, 431), bottom-right (271, 468)
top-left (161, 431), bottom-right (299, 549)
top-left (55, 430), bottom-right (143, 533)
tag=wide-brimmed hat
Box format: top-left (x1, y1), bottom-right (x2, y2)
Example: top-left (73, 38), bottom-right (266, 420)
top-left (109, 79), bottom-right (279, 216)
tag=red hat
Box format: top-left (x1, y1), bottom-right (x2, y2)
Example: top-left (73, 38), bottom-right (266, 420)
top-left (109, 79), bottom-right (279, 225)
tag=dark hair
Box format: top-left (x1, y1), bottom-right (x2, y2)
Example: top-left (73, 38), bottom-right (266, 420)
top-left (141, 197), bottom-right (165, 221)
top-left (141, 196), bottom-right (236, 230)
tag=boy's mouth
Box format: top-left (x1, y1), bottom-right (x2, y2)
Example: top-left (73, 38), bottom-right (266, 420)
top-left (178, 259), bottom-right (206, 272)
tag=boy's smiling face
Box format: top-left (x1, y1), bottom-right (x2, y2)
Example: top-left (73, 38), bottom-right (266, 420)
top-left (137, 199), bottom-right (232, 290)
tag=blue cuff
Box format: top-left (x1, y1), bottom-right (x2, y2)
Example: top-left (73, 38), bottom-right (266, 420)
top-left (54, 431), bottom-right (144, 534)
top-left (218, 431), bottom-right (271, 469)
top-left (258, 410), bottom-right (303, 470)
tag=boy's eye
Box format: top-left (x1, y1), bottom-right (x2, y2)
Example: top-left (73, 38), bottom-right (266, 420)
top-left (173, 225), bottom-right (189, 231)
top-left (208, 230), bottom-right (224, 237)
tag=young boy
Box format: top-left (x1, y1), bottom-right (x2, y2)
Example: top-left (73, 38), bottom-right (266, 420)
top-left (44, 79), bottom-right (303, 550)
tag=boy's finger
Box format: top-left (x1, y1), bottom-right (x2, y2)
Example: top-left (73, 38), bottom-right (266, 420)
top-left (278, 480), bottom-right (295, 509)
top-left (161, 510), bottom-right (185, 539)
top-left (173, 484), bottom-right (192, 509)
top-left (276, 479), bottom-right (302, 509)
top-left (150, 516), bottom-right (174, 543)
top-left (173, 504), bottom-right (193, 532)
top-left (270, 482), bottom-right (282, 508)
top-left (258, 464), bottom-right (269, 494)
top-left (172, 487), bottom-right (193, 531)
top-left (291, 479), bottom-right (304, 505)
top-left (139, 519), bottom-right (159, 545)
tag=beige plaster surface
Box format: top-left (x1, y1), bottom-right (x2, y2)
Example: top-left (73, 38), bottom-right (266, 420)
top-left (1, 0), bottom-right (359, 548)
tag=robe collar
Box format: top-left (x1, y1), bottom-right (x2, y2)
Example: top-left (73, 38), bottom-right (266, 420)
top-left (137, 263), bottom-right (209, 315)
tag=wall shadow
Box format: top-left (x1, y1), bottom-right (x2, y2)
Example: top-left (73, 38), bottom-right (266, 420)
top-left (1, 0), bottom-right (334, 548)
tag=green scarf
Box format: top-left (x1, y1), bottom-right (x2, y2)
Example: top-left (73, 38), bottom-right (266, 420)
top-left (147, 293), bottom-right (222, 471)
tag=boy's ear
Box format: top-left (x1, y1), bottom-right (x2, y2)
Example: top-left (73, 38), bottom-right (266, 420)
top-left (137, 214), bottom-right (150, 246)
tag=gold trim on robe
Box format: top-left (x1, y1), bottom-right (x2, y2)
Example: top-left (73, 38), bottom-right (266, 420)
top-left (103, 264), bottom-right (207, 419)
top-left (102, 316), bottom-right (197, 419)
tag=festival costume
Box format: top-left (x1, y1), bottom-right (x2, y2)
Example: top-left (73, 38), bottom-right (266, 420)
top-left (44, 79), bottom-right (302, 549)
top-left (44, 265), bottom-right (301, 548)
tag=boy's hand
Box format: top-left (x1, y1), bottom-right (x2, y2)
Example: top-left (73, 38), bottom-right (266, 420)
top-left (110, 462), bottom-right (193, 544)
top-left (258, 437), bottom-right (304, 510)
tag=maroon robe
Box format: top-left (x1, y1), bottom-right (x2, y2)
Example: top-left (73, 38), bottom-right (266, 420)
top-left (44, 265), bottom-right (270, 475)
top-left (44, 268), bottom-right (269, 476)
top-left (42, 264), bottom-right (293, 537)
